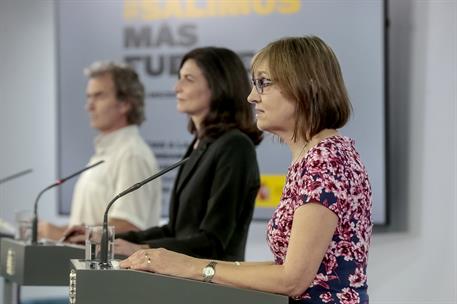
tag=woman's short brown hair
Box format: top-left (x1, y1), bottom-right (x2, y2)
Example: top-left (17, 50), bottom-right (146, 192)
top-left (251, 36), bottom-right (352, 142)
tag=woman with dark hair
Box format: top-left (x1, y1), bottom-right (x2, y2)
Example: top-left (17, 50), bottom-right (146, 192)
top-left (121, 37), bottom-right (372, 304)
top-left (114, 47), bottom-right (262, 261)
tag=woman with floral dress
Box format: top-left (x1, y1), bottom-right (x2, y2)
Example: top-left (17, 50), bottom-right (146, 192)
top-left (120, 36), bottom-right (373, 304)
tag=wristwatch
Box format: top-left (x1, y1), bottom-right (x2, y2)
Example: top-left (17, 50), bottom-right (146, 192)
top-left (202, 261), bottom-right (217, 282)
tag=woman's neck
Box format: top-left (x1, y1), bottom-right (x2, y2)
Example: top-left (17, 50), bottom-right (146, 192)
top-left (191, 116), bottom-right (203, 149)
top-left (288, 129), bottom-right (339, 164)
top-left (191, 111), bottom-right (208, 134)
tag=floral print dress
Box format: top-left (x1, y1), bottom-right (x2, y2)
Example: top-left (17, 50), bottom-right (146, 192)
top-left (267, 136), bottom-right (372, 304)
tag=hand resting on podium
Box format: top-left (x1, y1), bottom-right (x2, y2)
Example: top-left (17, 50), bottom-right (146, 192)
top-left (119, 248), bottom-right (197, 278)
top-left (38, 221), bottom-right (67, 241)
top-left (114, 238), bottom-right (149, 257)
top-left (59, 224), bottom-right (86, 244)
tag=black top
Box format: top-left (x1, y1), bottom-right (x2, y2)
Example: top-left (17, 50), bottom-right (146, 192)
top-left (117, 129), bottom-right (260, 261)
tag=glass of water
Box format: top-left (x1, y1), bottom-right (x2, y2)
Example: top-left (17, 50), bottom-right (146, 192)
top-left (85, 225), bottom-right (114, 263)
top-left (15, 210), bottom-right (33, 242)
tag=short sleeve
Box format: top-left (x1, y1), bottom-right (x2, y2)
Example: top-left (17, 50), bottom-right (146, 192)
top-left (297, 147), bottom-right (349, 221)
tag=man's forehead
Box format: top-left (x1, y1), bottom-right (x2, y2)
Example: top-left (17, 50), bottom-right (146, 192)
top-left (86, 75), bottom-right (115, 93)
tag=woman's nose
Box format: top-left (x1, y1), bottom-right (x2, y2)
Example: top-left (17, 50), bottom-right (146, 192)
top-left (247, 86), bottom-right (260, 104)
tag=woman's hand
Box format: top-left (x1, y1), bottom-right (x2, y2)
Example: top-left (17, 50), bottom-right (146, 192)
top-left (119, 248), bottom-right (202, 279)
top-left (61, 225), bottom-right (86, 244)
top-left (113, 239), bottom-right (148, 257)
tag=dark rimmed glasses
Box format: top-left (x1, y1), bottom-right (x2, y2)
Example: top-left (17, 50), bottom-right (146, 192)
top-left (251, 77), bottom-right (273, 94)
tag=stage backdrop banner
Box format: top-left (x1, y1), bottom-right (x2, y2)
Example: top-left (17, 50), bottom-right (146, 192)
top-left (57, 0), bottom-right (386, 223)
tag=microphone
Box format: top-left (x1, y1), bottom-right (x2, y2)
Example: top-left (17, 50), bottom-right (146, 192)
top-left (31, 160), bottom-right (104, 244)
top-left (99, 157), bottom-right (189, 268)
top-left (0, 169), bottom-right (33, 185)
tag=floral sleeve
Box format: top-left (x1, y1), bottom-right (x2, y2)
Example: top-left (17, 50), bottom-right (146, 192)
top-left (297, 145), bottom-right (350, 221)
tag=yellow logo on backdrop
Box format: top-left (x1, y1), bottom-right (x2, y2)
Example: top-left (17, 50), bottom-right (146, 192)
top-left (256, 175), bottom-right (286, 208)
top-left (124, 0), bottom-right (301, 20)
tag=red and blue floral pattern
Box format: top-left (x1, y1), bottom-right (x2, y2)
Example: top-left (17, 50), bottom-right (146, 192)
top-left (267, 136), bottom-right (372, 303)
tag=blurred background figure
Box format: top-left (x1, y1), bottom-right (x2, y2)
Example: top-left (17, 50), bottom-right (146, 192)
top-left (39, 61), bottom-right (161, 241)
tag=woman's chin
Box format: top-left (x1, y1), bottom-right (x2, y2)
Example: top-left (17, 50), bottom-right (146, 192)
top-left (255, 119), bottom-right (268, 132)
top-left (176, 104), bottom-right (187, 114)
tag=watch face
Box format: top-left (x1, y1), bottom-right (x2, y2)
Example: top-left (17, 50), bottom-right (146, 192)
top-left (204, 267), bottom-right (215, 277)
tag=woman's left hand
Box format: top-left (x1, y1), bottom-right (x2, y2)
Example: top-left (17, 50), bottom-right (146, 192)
top-left (119, 248), bottom-right (200, 279)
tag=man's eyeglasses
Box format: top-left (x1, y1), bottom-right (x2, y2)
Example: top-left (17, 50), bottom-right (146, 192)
top-left (251, 78), bottom-right (273, 94)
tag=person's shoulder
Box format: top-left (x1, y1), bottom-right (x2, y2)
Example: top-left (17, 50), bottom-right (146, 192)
top-left (216, 129), bottom-right (254, 147)
top-left (309, 135), bottom-right (353, 155)
top-left (119, 126), bottom-right (151, 150)
top-left (210, 130), bottom-right (257, 164)
top-left (305, 136), bottom-right (360, 175)
top-left (117, 135), bottom-right (148, 154)
top-left (116, 134), bottom-right (156, 165)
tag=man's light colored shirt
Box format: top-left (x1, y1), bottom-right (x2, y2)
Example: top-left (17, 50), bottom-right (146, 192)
top-left (68, 125), bottom-right (161, 230)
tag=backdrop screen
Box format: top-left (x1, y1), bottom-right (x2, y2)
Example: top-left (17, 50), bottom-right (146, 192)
top-left (57, 0), bottom-right (387, 224)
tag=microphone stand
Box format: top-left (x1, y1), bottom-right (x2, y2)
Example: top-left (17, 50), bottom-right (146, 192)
top-left (31, 160), bottom-right (104, 244)
top-left (99, 157), bottom-right (189, 269)
top-left (0, 169), bottom-right (33, 185)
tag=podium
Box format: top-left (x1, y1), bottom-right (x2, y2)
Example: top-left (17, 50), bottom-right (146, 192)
top-left (70, 259), bottom-right (288, 304)
top-left (0, 238), bottom-right (85, 304)
top-left (0, 234), bottom-right (13, 265)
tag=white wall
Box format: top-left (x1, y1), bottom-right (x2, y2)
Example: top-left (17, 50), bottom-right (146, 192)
top-left (0, 0), bottom-right (456, 303)
top-left (367, 1), bottom-right (456, 302)
top-left (0, 0), bottom-right (68, 301)
top-left (0, 0), bottom-right (56, 222)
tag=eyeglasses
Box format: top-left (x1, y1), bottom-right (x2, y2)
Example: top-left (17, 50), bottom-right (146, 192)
top-left (251, 77), bottom-right (273, 94)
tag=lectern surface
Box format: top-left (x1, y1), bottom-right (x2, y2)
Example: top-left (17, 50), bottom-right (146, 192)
top-left (70, 259), bottom-right (288, 304)
top-left (0, 238), bottom-right (84, 286)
